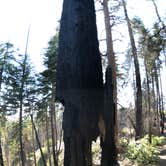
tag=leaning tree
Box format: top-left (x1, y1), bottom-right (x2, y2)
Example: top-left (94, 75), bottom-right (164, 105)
top-left (56, 0), bottom-right (117, 165)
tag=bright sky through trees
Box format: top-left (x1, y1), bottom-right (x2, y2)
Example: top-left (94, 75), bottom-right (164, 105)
top-left (0, 0), bottom-right (165, 71)
top-left (0, 0), bottom-right (165, 107)
top-left (0, 0), bottom-right (63, 72)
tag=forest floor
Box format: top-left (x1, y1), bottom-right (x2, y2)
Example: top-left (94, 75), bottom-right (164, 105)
top-left (159, 142), bottom-right (166, 166)
top-left (118, 144), bottom-right (166, 166)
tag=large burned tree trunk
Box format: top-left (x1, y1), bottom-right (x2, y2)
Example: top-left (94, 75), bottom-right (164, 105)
top-left (56, 0), bottom-right (103, 166)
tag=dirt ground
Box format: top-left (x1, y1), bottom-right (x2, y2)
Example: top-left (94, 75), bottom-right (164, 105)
top-left (159, 144), bottom-right (166, 166)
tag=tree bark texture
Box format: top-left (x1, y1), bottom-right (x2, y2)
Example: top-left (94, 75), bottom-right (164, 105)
top-left (0, 137), bottom-right (4, 166)
top-left (30, 114), bottom-right (47, 166)
top-left (101, 66), bottom-right (118, 166)
top-left (32, 122), bottom-right (37, 166)
top-left (46, 109), bottom-right (52, 166)
top-left (19, 103), bottom-right (26, 166)
top-left (50, 87), bottom-right (58, 166)
top-left (56, 0), bottom-right (103, 165)
top-left (103, 0), bottom-right (118, 145)
top-left (122, 0), bottom-right (143, 139)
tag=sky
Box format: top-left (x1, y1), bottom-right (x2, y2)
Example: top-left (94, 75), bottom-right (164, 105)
top-left (0, 0), bottom-right (165, 107)
top-left (0, 0), bottom-right (63, 72)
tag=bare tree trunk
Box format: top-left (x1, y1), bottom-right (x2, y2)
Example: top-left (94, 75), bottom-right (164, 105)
top-left (32, 122), bottom-right (37, 166)
top-left (151, 0), bottom-right (166, 66)
top-left (56, 0), bottom-right (103, 165)
top-left (50, 86), bottom-right (58, 166)
top-left (0, 43), bottom-right (9, 166)
top-left (122, 0), bottom-right (143, 139)
top-left (152, 74), bottom-right (160, 134)
top-left (152, 0), bottom-right (166, 29)
top-left (158, 67), bottom-right (165, 134)
top-left (101, 66), bottom-right (118, 166)
top-left (154, 62), bottom-right (164, 134)
top-left (46, 109), bottom-right (52, 166)
top-left (19, 27), bottom-right (30, 166)
top-left (144, 57), bottom-right (152, 143)
top-left (127, 115), bottom-right (136, 131)
top-left (30, 114), bottom-right (47, 166)
top-left (0, 136), bottom-right (4, 166)
top-left (19, 103), bottom-right (26, 166)
top-left (102, 0), bottom-right (118, 147)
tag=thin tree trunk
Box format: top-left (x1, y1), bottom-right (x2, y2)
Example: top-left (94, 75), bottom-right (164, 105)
top-left (19, 103), bottom-right (26, 166)
top-left (122, 0), bottom-right (143, 139)
top-left (50, 86), bottom-right (58, 166)
top-left (144, 58), bottom-right (152, 143)
top-left (158, 67), bottom-right (165, 134)
top-left (103, 0), bottom-right (118, 146)
top-left (53, 109), bottom-right (59, 161)
top-left (154, 62), bottom-right (163, 134)
top-left (32, 121), bottom-right (37, 166)
top-left (30, 114), bottom-right (47, 166)
top-left (19, 27), bottom-right (30, 166)
top-left (127, 115), bottom-right (136, 131)
top-left (101, 66), bottom-right (118, 166)
top-left (152, 0), bottom-right (166, 30)
top-left (46, 109), bottom-right (52, 166)
top-left (0, 44), bottom-right (9, 166)
top-left (0, 136), bottom-right (4, 166)
top-left (151, 0), bottom-right (166, 66)
top-left (152, 74), bottom-right (160, 135)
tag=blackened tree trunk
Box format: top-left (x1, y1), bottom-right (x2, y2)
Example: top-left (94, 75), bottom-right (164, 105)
top-left (101, 66), bottom-right (118, 166)
top-left (102, 0), bottom-right (118, 164)
top-left (56, 0), bottom-right (103, 165)
top-left (122, 0), bottom-right (143, 139)
top-left (102, 0), bottom-right (118, 143)
top-left (0, 137), bottom-right (4, 166)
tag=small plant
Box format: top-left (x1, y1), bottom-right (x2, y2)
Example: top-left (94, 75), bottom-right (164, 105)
top-left (121, 127), bottom-right (129, 136)
top-left (119, 137), bottom-right (129, 149)
top-left (125, 137), bottom-right (160, 165)
top-left (151, 135), bottom-right (166, 146)
top-left (92, 139), bottom-right (101, 165)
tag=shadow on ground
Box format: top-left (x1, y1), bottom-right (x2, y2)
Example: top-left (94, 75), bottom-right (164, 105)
top-left (159, 147), bottom-right (166, 166)
top-left (160, 149), bottom-right (166, 156)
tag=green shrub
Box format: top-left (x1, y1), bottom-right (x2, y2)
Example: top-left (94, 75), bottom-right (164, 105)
top-left (151, 135), bottom-right (166, 146)
top-left (126, 137), bottom-right (160, 165)
top-left (119, 137), bottom-right (129, 148)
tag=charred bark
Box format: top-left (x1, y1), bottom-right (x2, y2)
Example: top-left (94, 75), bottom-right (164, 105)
top-left (0, 137), bottom-right (4, 166)
top-left (101, 66), bottom-right (118, 166)
top-left (56, 0), bottom-right (103, 165)
top-left (102, 0), bottom-right (118, 145)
